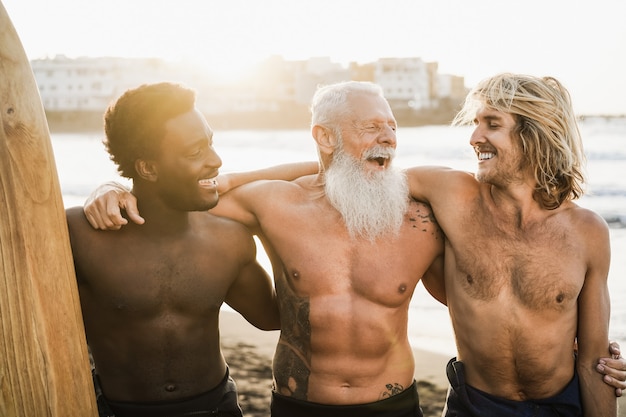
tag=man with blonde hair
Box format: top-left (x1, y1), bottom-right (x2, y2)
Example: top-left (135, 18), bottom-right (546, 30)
top-left (83, 78), bottom-right (625, 416)
top-left (406, 73), bottom-right (616, 415)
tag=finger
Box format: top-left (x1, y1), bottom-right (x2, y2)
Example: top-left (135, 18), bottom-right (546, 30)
top-left (598, 359), bottom-right (626, 379)
top-left (603, 374), bottom-right (626, 397)
top-left (84, 204), bottom-right (113, 230)
top-left (609, 341), bottom-right (621, 357)
top-left (83, 210), bottom-right (101, 230)
top-left (102, 196), bottom-right (128, 228)
top-left (121, 195), bottom-right (145, 225)
top-left (600, 366), bottom-right (626, 390)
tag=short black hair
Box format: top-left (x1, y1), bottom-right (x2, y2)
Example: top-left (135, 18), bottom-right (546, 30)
top-left (103, 82), bottom-right (196, 179)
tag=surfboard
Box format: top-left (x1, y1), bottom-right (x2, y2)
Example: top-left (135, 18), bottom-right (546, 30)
top-left (0, 2), bottom-right (97, 416)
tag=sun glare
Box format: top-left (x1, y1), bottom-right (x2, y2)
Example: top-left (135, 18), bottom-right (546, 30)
top-left (181, 55), bottom-right (262, 84)
top-left (3, 0), bottom-right (625, 114)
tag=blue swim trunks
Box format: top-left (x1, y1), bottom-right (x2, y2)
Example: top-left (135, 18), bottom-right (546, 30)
top-left (444, 357), bottom-right (582, 417)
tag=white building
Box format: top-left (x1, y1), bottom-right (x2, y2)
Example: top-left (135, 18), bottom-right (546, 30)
top-left (373, 57), bottom-right (432, 110)
top-left (31, 56), bottom-right (188, 112)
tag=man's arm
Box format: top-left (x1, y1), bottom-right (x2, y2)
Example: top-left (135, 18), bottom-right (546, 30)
top-left (420, 254), bottom-right (446, 305)
top-left (83, 162), bottom-right (318, 230)
top-left (224, 225), bottom-right (280, 331)
top-left (576, 214), bottom-right (616, 415)
top-left (217, 162), bottom-right (318, 194)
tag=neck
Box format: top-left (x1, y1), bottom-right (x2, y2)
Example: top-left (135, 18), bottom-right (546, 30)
top-left (487, 183), bottom-right (545, 230)
top-left (131, 186), bottom-right (191, 234)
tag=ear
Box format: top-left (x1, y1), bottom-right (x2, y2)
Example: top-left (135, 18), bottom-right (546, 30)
top-left (135, 159), bottom-right (158, 182)
top-left (312, 125), bottom-right (337, 156)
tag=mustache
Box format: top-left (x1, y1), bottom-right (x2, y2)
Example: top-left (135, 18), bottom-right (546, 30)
top-left (362, 146), bottom-right (396, 160)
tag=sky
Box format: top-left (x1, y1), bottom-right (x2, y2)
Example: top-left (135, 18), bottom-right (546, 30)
top-left (2, 0), bottom-right (625, 115)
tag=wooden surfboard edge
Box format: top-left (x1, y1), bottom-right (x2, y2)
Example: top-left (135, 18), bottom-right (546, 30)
top-left (0, 2), bottom-right (98, 416)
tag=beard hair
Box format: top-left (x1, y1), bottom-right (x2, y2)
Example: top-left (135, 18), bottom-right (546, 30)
top-left (324, 146), bottom-right (409, 241)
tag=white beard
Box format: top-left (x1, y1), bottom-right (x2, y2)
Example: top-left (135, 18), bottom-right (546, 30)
top-left (324, 146), bottom-right (409, 241)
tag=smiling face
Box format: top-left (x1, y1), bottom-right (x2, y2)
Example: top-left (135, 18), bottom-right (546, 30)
top-left (333, 92), bottom-right (398, 175)
top-left (152, 109), bottom-right (222, 211)
top-left (469, 107), bottom-right (529, 187)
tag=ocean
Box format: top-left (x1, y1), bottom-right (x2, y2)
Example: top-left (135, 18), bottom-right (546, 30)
top-left (52, 119), bottom-right (626, 357)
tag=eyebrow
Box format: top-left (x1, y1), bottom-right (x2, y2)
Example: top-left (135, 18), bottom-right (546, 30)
top-left (481, 113), bottom-right (504, 122)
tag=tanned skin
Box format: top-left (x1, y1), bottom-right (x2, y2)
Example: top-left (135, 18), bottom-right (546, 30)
top-left (67, 108), bottom-right (279, 402)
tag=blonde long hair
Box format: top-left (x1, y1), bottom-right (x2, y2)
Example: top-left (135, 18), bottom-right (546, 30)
top-left (453, 73), bottom-right (586, 209)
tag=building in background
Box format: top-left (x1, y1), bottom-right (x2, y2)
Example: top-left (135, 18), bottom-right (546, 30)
top-left (31, 54), bottom-right (467, 131)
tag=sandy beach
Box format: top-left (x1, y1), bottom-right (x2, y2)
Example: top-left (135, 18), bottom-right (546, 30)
top-left (220, 310), bottom-right (626, 417)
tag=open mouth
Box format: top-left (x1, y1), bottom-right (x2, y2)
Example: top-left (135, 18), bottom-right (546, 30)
top-left (198, 178), bottom-right (218, 189)
top-left (478, 152), bottom-right (495, 161)
top-left (370, 156), bottom-right (387, 166)
top-left (366, 155), bottom-right (389, 169)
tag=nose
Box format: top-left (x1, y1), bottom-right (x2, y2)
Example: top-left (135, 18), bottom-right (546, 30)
top-left (469, 125), bottom-right (483, 147)
top-left (206, 147), bottom-right (223, 170)
top-left (378, 124), bottom-right (397, 147)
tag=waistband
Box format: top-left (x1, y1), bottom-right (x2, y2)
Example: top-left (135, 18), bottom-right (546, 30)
top-left (103, 368), bottom-right (241, 417)
top-left (445, 357), bottom-right (582, 417)
top-left (271, 380), bottom-right (423, 417)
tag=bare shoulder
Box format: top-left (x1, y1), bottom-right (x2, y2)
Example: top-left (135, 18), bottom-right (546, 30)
top-left (189, 212), bottom-right (259, 264)
top-left (566, 203), bottom-right (609, 232)
top-left (407, 165), bottom-right (473, 181)
top-left (406, 165), bottom-right (477, 203)
top-left (65, 205), bottom-right (93, 234)
top-left (193, 211), bottom-right (254, 241)
top-left (566, 203), bottom-right (610, 242)
top-left (66, 205), bottom-right (86, 221)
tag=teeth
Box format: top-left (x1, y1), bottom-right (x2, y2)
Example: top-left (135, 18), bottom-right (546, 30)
top-left (199, 178), bottom-right (217, 186)
top-left (478, 152), bottom-right (495, 160)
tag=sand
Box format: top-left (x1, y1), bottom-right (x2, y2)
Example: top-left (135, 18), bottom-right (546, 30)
top-left (220, 310), bottom-right (626, 417)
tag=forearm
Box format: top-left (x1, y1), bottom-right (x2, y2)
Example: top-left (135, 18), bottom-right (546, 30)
top-left (578, 363), bottom-right (616, 416)
top-left (218, 161), bottom-right (318, 194)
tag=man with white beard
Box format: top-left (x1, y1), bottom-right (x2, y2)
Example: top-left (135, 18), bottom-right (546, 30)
top-left (84, 80), bottom-right (626, 415)
top-left (325, 142), bottom-right (409, 241)
top-left (85, 81), bottom-right (445, 416)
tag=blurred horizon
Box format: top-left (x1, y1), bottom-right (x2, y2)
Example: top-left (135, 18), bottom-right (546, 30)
top-left (3, 0), bottom-right (626, 115)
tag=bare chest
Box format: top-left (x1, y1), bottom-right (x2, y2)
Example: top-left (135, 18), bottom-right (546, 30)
top-left (79, 238), bottom-right (232, 315)
top-left (448, 215), bottom-right (585, 310)
top-left (264, 201), bottom-right (443, 308)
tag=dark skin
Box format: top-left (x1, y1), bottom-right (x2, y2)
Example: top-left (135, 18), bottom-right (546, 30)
top-left (66, 109), bottom-right (279, 402)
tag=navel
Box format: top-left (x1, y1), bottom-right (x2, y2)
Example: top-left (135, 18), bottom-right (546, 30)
top-left (466, 274), bottom-right (474, 284)
top-left (164, 384), bottom-right (177, 392)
